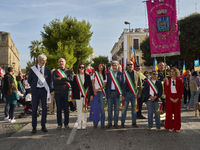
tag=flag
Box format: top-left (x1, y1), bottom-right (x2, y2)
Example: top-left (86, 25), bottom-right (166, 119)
top-left (110, 60), bottom-right (113, 71)
top-left (182, 61), bottom-right (186, 77)
top-left (131, 47), bottom-right (137, 70)
top-left (146, 0), bottom-right (180, 57)
top-left (153, 57), bottom-right (158, 71)
top-left (105, 63), bottom-right (107, 73)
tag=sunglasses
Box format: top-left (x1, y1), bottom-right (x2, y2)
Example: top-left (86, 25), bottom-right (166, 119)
top-left (172, 81), bottom-right (175, 86)
top-left (152, 73), bottom-right (158, 75)
top-left (127, 64), bottom-right (133, 66)
top-left (79, 66), bottom-right (85, 69)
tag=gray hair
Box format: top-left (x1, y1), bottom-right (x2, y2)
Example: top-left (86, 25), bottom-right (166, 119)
top-left (38, 54), bottom-right (47, 60)
top-left (112, 61), bottom-right (119, 65)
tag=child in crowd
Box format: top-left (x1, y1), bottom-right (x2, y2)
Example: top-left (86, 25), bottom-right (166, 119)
top-left (25, 89), bottom-right (32, 102)
top-left (7, 83), bottom-right (19, 123)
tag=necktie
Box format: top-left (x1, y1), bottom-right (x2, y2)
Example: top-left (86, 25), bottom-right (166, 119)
top-left (38, 67), bottom-right (43, 86)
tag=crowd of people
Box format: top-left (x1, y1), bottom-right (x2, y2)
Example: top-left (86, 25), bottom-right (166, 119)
top-left (1, 54), bottom-right (199, 134)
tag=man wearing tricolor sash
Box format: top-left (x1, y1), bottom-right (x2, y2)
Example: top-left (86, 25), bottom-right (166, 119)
top-left (91, 63), bottom-right (107, 129)
top-left (72, 63), bottom-right (94, 129)
top-left (52, 58), bottom-right (74, 131)
top-left (144, 70), bottom-right (163, 131)
top-left (121, 61), bottom-right (143, 128)
top-left (105, 61), bottom-right (125, 129)
top-left (28, 54), bottom-right (51, 134)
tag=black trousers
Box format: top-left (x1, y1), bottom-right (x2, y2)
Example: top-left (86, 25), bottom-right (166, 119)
top-left (9, 104), bottom-right (16, 119)
top-left (137, 97), bottom-right (143, 117)
top-left (184, 87), bottom-right (191, 104)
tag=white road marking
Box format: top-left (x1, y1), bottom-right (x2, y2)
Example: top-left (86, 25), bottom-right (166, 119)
top-left (66, 119), bottom-right (78, 145)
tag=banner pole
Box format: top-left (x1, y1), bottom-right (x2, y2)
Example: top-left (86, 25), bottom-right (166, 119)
top-left (164, 56), bottom-right (166, 77)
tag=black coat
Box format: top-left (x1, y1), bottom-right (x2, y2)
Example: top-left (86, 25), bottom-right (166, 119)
top-left (3, 73), bottom-right (14, 95)
top-left (72, 73), bottom-right (94, 99)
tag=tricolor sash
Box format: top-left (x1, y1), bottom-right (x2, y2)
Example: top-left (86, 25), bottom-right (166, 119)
top-left (124, 71), bottom-right (139, 112)
top-left (109, 70), bottom-right (124, 109)
top-left (76, 74), bottom-right (89, 113)
top-left (146, 79), bottom-right (163, 114)
top-left (56, 69), bottom-right (73, 101)
top-left (94, 71), bottom-right (107, 110)
top-left (31, 66), bottom-right (51, 103)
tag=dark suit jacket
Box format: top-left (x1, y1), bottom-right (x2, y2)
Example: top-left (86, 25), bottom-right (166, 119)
top-left (72, 73), bottom-right (94, 99)
top-left (143, 79), bottom-right (163, 102)
top-left (28, 65), bottom-right (51, 95)
top-left (105, 71), bottom-right (125, 99)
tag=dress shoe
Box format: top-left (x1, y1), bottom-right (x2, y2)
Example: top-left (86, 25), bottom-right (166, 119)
top-left (94, 125), bottom-right (97, 129)
top-left (32, 128), bottom-right (37, 134)
top-left (121, 122), bottom-right (125, 128)
top-left (137, 115), bottom-right (146, 119)
top-left (106, 123), bottom-right (112, 129)
top-left (114, 123), bottom-right (119, 129)
top-left (65, 125), bottom-right (71, 130)
top-left (41, 127), bottom-right (48, 132)
top-left (132, 122), bottom-right (139, 128)
top-left (101, 126), bottom-right (104, 129)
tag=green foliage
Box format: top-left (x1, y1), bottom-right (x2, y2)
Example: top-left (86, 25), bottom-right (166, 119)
top-left (140, 13), bottom-right (200, 70)
top-left (91, 56), bottom-right (110, 71)
top-left (29, 40), bottom-right (43, 64)
top-left (41, 15), bottom-right (93, 71)
top-left (25, 61), bottom-right (35, 73)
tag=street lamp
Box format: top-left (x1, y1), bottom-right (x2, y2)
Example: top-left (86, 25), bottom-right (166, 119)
top-left (124, 21), bottom-right (131, 61)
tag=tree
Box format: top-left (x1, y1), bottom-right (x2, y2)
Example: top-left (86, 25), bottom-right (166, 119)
top-left (41, 15), bottom-right (93, 71)
top-left (25, 61), bottom-right (35, 73)
top-left (29, 40), bottom-right (43, 64)
top-left (91, 56), bottom-right (110, 71)
top-left (140, 13), bottom-right (200, 70)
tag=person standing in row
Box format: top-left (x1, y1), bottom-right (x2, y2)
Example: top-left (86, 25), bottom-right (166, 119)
top-left (121, 61), bottom-right (143, 128)
top-left (182, 70), bottom-right (191, 107)
top-left (164, 67), bottom-right (183, 133)
top-left (53, 58), bottom-right (74, 131)
top-left (106, 61), bottom-right (125, 129)
top-left (144, 70), bottom-right (163, 131)
top-left (23, 73), bottom-right (31, 96)
top-left (28, 54), bottom-right (51, 134)
top-left (3, 67), bottom-right (15, 120)
top-left (91, 63), bottom-right (107, 129)
top-left (72, 63), bottom-right (94, 129)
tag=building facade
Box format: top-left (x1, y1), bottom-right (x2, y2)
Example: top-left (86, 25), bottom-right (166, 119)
top-left (111, 28), bottom-right (151, 71)
top-left (0, 32), bottom-right (21, 75)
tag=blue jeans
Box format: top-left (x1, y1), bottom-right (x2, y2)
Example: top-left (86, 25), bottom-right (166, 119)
top-left (4, 95), bottom-right (9, 117)
top-left (121, 92), bottom-right (137, 123)
top-left (189, 90), bottom-right (199, 108)
top-left (146, 100), bottom-right (160, 127)
top-left (55, 92), bottom-right (69, 126)
top-left (94, 91), bottom-right (105, 127)
top-left (107, 91), bottom-right (119, 124)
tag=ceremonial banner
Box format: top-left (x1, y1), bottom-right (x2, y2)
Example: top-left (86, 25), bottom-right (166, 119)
top-left (146, 0), bottom-right (180, 57)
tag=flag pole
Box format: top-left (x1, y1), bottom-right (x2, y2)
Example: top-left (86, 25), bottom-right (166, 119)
top-left (164, 56), bottom-right (166, 77)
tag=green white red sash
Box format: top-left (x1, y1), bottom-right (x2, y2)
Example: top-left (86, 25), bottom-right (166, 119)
top-left (109, 70), bottom-right (124, 109)
top-left (75, 74), bottom-right (89, 113)
top-left (146, 79), bottom-right (163, 114)
top-left (94, 71), bottom-right (107, 106)
top-left (56, 69), bottom-right (73, 101)
top-left (124, 71), bottom-right (139, 112)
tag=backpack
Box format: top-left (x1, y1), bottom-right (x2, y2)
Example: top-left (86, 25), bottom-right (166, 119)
top-left (190, 77), bottom-right (198, 92)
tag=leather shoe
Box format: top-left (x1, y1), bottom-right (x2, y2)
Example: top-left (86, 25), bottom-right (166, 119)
top-left (114, 123), bottom-right (119, 129)
top-left (41, 127), bottom-right (48, 132)
top-left (132, 122), bottom-right (139, 128)
top-left (101, 126), bottom-right (104, 129)
top-left (94, 125), bottom-right (97, 129)
top-left (32, 128), bottom-right (37, 134)
top-left (137, 115), bottom-right (146, 119)
top-left (121, 122), bottom-right (125, 128)
top-left (106, 123), bottom-right (112, 129)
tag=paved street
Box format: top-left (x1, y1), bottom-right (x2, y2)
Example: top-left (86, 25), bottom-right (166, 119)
top-left (0, 101), bottom-right (200, 150)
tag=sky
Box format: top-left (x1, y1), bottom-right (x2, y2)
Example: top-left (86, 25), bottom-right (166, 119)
top-left (0, 0), bottom-right (200, 69)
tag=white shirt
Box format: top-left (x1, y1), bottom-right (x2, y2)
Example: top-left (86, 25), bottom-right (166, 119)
top-left (171, 79), bottom-right (177, 93)
top-left (23, 79), bottom-right (31, 89)
top-left (91, 72), bottom-right (107, 91)
top-left (25, 93), bottom-right (32, 102)
top-left (111, 71), bottom-right (118, 90)
top-left (37, 64), bottom-right (45, 88)
top-left (149, 80), bottom-right (156, 100)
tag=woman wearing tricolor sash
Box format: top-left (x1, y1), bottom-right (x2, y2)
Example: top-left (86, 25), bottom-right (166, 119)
top-left (91, 63), bottom-right (107, 129)
top-left (72, 63), bottom-right (94, 129)
top-left (164, 67), bottom-right (183, 133)
top-left (144, 70), bottom-right (163, 131)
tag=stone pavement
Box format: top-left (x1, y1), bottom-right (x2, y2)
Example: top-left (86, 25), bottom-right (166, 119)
top-left (0, 101), bottom-right (200, 150)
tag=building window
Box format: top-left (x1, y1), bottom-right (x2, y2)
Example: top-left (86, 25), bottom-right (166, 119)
top-left (133, 39), bottom-right (139, 49)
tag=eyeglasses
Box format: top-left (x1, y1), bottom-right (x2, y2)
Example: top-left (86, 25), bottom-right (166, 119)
top-left (79, 66), bottom-right (85, 69)
top-left (172, 81), bottom-right (175, 86)
top-left (127, 64), bottom-right (133, 66)
top-left (152, 73), bottom-right (158, 75)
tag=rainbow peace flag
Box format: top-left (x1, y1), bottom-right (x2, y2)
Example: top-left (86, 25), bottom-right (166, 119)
top-left (131, 47), bottom-right (137, 70)
top-left (153, 57), bottom-right (158, 71)
top-left (182, 61), bottom-right (186, 77)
